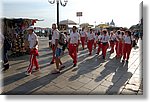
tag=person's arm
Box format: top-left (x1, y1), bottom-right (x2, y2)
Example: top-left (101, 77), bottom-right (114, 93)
top-left (33, 35), bottom-right (38, 49)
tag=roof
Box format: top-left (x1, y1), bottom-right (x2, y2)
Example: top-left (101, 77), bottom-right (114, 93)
top-left (59, 19), bottom-right (77, 25)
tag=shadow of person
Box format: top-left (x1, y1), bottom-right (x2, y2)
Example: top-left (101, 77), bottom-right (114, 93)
top-left (69, 55), bottom-right (103, 81)
top-left (94, 56), bottom-right (122, 82)
top-left (106, 62), bottom-right (133, 95)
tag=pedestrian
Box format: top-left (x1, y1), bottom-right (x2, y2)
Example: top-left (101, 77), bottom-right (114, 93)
top-left (80, 27), bottom-right (87, 50)
top-left (109, 31), bottom-right (116, 54)
top-left (96, 32), bottom-right (102, 55)
top-left (94, 31), bottom-right (98, 49)
top-left (87, 29), bottom-right (95, 55)
top-left (25, 27), bottom-right (40, 75)
top-left (122, 30), bottom-right (132, 63)
top-left (115, 30), bottom-right (123, 58)
top-left (51, 28), bottom-right (66, 74)
top-left (68, 26), bottom-right (80, 67)
top-left (101, 29), bottom-right (109, 59)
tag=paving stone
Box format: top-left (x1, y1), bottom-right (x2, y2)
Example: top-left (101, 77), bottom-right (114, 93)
top-left (73, 87), bottom-right (92, 95)
top-left (100, 80), bottom-right (114, 87)
top-left (67, 81), bottom-right (85, 90)
top-left (83, 80), bottom-right (102, 90)
top-left (56, 87), bottom-right (75, 95)
top-left (121, 89), bottom-right (137, 95)
top-left (78, 76), bottom-right (92, 84)
top-left (106, 86), bottom-right (124, 95)
top-left (89, 85), bottom-right (109, 95)
top-left (124, 84), bottom-right (139, 92)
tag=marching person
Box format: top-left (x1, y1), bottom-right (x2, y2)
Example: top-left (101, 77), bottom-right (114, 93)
top-left (68, 26), bottom-right (80, 67)
top-left (115, 30), bottom-right (123, 58)
top-left (94, 32), bottom-right (98, 49)
top-left (80, 27), bottom-right (87, 50)
top-left (109, 31), bottom-right (116, 54)
top-left (101, 29), bottom-right (110, 59)
top-left (122, 30), bottom-right (133, 63)
top-left (87, 29), bottom-right (95, 55)
top-left (25, 27), bottom-right (39, 75)
top-left (96, 31), bottom-right (102, 55)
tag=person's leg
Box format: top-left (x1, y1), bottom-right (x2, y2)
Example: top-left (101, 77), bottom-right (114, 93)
top-left (51, 44), bottom-right (55, 63)
top-left (34, 55), bottom-right (39, 70)
top-left (115, 41), bottom-right (119, 58)
top-left (3, 52), bottom-right (9, 71)
top-left (96, 44), bottom-right (101, 54)
top-left (73, 45), bottom-right (77, 66)
top-left (27, 54), bottom-right (34, 74)
top-left (103, 44), bottom-right (108, 59)
top-left (69, 44), bottom-right (74, 60)
top-left (127, 44), bottom-right (132, 61)
top-left (123, 43), bottom-right (127, 61)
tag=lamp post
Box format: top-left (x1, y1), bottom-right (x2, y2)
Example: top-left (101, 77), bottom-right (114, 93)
top-left (48, 0), bottom-right (68, 30)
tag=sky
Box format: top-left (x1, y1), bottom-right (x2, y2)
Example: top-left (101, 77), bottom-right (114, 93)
top-left (1, 0), bottom-right (142, 28)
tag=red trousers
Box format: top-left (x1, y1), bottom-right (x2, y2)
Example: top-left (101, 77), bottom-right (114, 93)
top-left (110, 41), bottom-right (115, 53)
top-left (69, 44), bottom-right (77, 64)
top-left (51, 44), bottom-right (56, 62)
top-left (97, 43), bottom-right (102, 54)
top-left (115, 41), bottom-right (123, 57)
top-left (123, 43), bottom-right (132, 60)
top-left (81, 37), bottom-right (86, 49)
top-left (27, 49), bottom-right (39, 73)
top-left (102, 43), bottom-right (108, 58)
top-left (87, 40), bottom-right (94, 54)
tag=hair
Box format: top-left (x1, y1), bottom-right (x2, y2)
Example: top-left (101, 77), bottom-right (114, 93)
top-left (73, 26), bottom-right (77, 30)
top-left (117, 30), bottom-right (121, 35)
top-left (103, 30), bottom-right (107, 34)
top-left (125, 30), bottom-right (131, 36)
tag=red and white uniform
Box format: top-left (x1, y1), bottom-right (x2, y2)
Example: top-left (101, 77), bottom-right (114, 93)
top-left (51, 29), bottom-right (59, 63)
top-left (94, 34), bottom-right (98, 49)
top-left (27, 32), bottom-right (39, 73)
top-left (109, 34), bottom-right (116, 53)
top-left (69, 32), bottom-right (80, 64)
top-left (87, 32), bottom-right (95, 55)
top-left (123, 35), bottom-right (132, 60)
top-left (96, 35), bottom-right (102, 54)
top-left (115, 34), bottom-right (123, 58)
top-left (80, 31), bottom-right (87, 49)
top-left (101, 35), bottom-right (109, 58)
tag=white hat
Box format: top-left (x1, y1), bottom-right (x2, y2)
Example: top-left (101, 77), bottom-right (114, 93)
top-left (27, 26), bottom-right (34, 30)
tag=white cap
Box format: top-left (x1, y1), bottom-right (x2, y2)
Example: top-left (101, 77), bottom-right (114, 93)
top-left (27, 26), bottom-right (34, 30)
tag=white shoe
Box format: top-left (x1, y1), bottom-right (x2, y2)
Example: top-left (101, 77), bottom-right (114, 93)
top-left (25, 72), bottom-right (31, 76)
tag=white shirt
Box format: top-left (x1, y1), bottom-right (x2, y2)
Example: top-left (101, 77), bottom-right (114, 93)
top-left (94, 34), bottom-right (99, 41)
top-left (80, 31), bottom-right (87, 37)
top-left (28, 32), bottom-right (38, 49)
top-left (52, 29), bottom-right (59, 45)
top-left (124, 35), bottom-right (132, 44)
top-left (110, 34), bottom-right (116, 41)
top-left (101, 35), bottom-right (110, 43)
top-left (70, 32), bottom-right (80, 44)
top-left (87, 33), bottom-right (95, 40)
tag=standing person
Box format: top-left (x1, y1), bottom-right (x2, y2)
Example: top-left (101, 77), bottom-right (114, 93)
top-left (122, 30), bottom-right (132, 63)
top-left (101, 29), bottom-right (110, 59)
top-left (109, 31), bottom-right (116, 54)
top-left (87, 29), bottom-right (95, 55)
top-left (80, 27), bottom-right (87, 50)
top-left (25, 27), bottom-right (39, 75)
top-left (68, 26), bottom-right (80, 67)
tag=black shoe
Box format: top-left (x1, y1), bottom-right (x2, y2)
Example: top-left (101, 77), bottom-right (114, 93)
top-left (73, 64), bottom-right (76, 67)
top-left (122, 60), bottom-right (125, 63)
top-left (3, 64), bottom-right (9, 71)
top-left (102, 56), bottom-right (105, 59)
top-left (50, 61), bottom-right (54, 64)
top-left (126, 60), bottom-right (129, 63)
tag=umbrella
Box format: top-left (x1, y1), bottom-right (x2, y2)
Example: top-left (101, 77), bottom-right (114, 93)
top-left (59, 19), bottom-right (77, 25)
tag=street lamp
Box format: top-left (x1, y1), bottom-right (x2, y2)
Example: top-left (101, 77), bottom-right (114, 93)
top-left (48, 0), bottom-right (68, 30)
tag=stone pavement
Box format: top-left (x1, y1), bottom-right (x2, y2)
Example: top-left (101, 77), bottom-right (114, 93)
top-left (0, 37), bottom-right (143, 95)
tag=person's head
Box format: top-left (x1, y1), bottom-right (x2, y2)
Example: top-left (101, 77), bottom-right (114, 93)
top-left (90, 29), bottom-right (93, 33)
top-left (102, 29), bottom-right (107, 35)
top-left (121, 31), bottom-right (125, 36)
top-left (52, 23), bottom-right (57, 30)
top-left (125, 30), bottom-right (131, 36)
top-left (117, 30), bottom-right (121, 35)
top-left (82, 27), bottom-right (85, 31)
top-left (110, 31), bottom-right (114, 35)
top-left (72, 26), bottom-right (77, 33)
top-left (27, 27), bottom-right (34, 34)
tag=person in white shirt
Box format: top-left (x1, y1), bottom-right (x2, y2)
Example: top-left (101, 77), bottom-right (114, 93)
top-left (115, 30), bottom-right (123, 58)
top-left (109, 31), bottom-right (116, 54)
top-left (101, 29), bottom-right (110, 59)
top-left (26, 27), bottom-right (39, 75)
top-left (122, 30), bottom-right (132, 63)
top-left (96, 33), bottom-right (102, 55)
top-left (94, 32), bottom-right (98, 49)
top-left (87, 29), bottom-right (95, 55)
top-left (68, 26), bottom-right (80, 67)
top-left (51, 24), bottom-right (65, 74)
top-left (80, 27), bottom-right (87, 49)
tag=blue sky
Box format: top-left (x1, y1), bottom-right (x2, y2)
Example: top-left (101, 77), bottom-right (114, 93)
top-left (2, 0), bottom-right (142, 28)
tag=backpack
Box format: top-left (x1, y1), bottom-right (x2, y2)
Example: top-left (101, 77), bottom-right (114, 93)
top-left (58, 33), bottom-right (66, 46)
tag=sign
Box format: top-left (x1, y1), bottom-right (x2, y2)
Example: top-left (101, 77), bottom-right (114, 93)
top-left (76, 12), bottom-right (82, 17)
